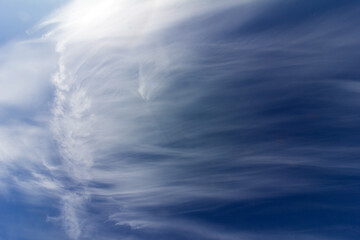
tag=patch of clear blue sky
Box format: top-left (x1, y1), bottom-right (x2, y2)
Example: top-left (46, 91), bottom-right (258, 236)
top-left (0, 0), bottom-right (67, 45)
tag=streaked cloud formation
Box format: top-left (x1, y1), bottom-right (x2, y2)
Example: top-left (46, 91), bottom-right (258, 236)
top-left (1, 0), bottom-right (360, 239)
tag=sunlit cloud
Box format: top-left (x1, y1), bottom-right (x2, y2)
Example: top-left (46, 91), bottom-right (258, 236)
top-left (1, 0), bottom-right (360, 239)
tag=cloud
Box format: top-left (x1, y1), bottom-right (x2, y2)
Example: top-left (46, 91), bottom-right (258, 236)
top-left (0, 39), bottom-right (61, 199)
top-left (0, 40), bottom-right (57, 108)
top-left (1, 0), bottom-right (360, 239)
top-left (40, 0), bottom-right (360, 239)
top-left (38, 0), bottom-right (273, 238)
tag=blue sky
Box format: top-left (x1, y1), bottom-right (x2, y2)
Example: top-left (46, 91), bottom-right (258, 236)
top-left (0, 0), bottom-right (66, 44)
top-left (1, 0), bottom-right (360, 239)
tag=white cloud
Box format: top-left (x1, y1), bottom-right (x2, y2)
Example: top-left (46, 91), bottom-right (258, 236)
top-left (39, 1), bottom-right (253, 238)
top-left (0, 38), bottom-right (60, 197)
top-left (1, 0), bottom-right (357, 239)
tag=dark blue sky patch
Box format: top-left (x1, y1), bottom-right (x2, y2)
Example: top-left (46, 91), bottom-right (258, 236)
top-left (235, 0), bottom-right (359, 35)
top-left (0, 193), bottom-right (68, 240)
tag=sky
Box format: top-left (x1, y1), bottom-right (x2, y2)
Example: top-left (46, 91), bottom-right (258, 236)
top-left (0, 0), bottom-right (360, 239)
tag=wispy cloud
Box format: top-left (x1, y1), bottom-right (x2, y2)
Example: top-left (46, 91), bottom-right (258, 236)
top-left (1, 0), bottom-right (360, 239)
